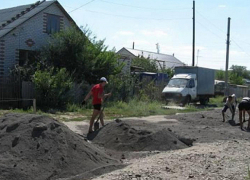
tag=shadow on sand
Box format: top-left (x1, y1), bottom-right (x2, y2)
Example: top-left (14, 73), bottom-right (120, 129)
top-left (228, 120), bottom-right (240, 126)
top-left (86, 127), bottom-right (104, 140)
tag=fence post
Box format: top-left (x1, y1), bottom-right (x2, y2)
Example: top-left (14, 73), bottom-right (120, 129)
top-left (33, 99), bottom-right (36, 113)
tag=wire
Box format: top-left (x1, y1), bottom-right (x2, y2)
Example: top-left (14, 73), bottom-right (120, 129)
top-left (85, 9), bottom-right (191, 21)
top-left (196, 10), bottom-right (226, 35)
top-left (196, 21), bottom-right (225, 41)
top-left (69, 0), bottom-right (96, 13)
top-left (99, 0), bottom-right (190, 11)
top-left (231, 40), bottom-right (250, 57)
top-left (196, 10), bottom-right (250, 58)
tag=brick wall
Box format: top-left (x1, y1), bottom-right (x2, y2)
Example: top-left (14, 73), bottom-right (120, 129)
top-left (2, 2), bottom-right (73, 76)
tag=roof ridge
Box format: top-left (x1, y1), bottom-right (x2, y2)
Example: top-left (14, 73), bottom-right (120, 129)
top-left (0, 0), bottom-right (46, 30)
top-left (125, 47), bottom-right (174, 57)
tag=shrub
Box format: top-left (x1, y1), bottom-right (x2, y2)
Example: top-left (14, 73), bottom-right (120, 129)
top-left (33, 68), bottom-right (73, 108)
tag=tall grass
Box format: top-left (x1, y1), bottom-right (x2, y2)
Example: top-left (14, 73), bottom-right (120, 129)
top-left (210, 96), bottom-right (224, 107)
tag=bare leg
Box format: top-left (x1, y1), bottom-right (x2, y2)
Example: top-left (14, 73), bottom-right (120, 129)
top-left (89, 109), bottom-right (100, 133)
top-left (239, 110), bottom-right (243, 130)
top-left (243, 110), bottom-right (246, 122)
top-left (232, 106), bottom-right (235, 121)
top-left (100, 111), bottom-right (104, 127)
top-left (222, 111), bottom-right (225, 122)
top-left (247, 111), bottom-right (250, 129)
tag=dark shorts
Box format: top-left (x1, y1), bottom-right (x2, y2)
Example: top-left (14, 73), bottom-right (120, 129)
top-left (93, 104), bottom-right (102, 111)
top-left (222, 105), bottom-right (235, 113)
top-left (238, 102), bottom-right (250, 111)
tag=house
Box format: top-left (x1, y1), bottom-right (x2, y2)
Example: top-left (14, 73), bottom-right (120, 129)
top-left (117, 47), bottom-right (185, 73)
top-left (0, 0), bottom-right (76, 79)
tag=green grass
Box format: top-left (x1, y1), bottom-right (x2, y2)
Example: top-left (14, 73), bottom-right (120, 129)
top-left (0, 98), bottom-right (221, 121)
top-left (209, 96), bottom-right (224, 107)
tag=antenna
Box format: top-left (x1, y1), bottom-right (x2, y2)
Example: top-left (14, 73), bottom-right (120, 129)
top-left (156, 43), bottom-right (160, 53)
top-left (196, 49), bottom-right (201, 66)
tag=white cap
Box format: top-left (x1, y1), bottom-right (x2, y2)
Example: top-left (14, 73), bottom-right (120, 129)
top-left (100, 77), bottom-right (108, 83)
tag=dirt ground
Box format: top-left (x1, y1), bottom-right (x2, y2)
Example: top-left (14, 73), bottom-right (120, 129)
top-left (63, 108), bottom-right (250, 180)
top-left (0, 113), bottom-right (121, 180)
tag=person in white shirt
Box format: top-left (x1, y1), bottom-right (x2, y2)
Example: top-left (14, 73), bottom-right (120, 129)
top-left (222, 94), bottom-right (237, 122)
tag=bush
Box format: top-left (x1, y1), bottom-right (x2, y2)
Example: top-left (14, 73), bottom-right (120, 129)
top-left (33, 68), bottom-right (73, 108)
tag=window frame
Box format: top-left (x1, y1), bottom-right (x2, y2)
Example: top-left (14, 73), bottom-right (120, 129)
top-left (46, 14), bottom-right (61, 34)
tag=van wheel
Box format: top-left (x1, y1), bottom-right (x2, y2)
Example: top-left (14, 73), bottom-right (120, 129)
top-left (182, 96), bottom-right (191, 106)
top-left (200, 98), bottom-right (209, 105)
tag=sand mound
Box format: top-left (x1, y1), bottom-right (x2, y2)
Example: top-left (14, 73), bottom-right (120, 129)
top-left (0, 113), bottom-right (119, 180)
top-left (90, 119), bottom-right (188, 151)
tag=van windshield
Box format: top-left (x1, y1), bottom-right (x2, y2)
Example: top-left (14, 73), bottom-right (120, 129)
top-left (167, 78), bottom-right (188, 88)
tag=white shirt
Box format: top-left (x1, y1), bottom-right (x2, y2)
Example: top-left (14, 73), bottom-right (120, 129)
top-left (225, 94), bottom-right (237, 112)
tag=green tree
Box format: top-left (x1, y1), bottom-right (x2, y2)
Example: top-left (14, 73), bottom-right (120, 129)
top-left (33, 68), bottom-right (73, 108)
top-left (229, 72), bottom-right (243, 85)
top-left (160, 68), bottom-right (174, 78)
top-left (215, 70), bottom-right (225, 80)
top-left (40, 27), bottom-right (123, 84)
top-left (132, 56), bottom-right (158, 72)
top-left (230, 65), bottom-right (250, 79)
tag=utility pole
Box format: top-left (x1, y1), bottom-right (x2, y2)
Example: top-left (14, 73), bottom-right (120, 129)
top-left (192, 0), bottom-right (195, 66)
top-left (225, 17), bottom-right (231, 96)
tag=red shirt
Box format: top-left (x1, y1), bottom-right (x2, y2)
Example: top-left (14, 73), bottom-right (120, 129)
top-left (91, 84), bottom-right (104, 105)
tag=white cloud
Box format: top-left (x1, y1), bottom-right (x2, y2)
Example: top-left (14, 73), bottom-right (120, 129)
top-left (218, 5), bottom-right (226, 8)
top-left (117, 31), bottom-right (135, 36)
top-left (141, 30), bottom-right (168, 37)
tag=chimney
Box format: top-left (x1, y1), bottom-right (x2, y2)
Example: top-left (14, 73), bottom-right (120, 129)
top-left (132, 42), bottom-right (134, 49)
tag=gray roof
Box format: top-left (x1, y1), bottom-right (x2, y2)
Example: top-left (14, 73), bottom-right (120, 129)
top-left (119, 47), bottom-right (185, 68)
top-left (0, 0), bottom-right (69, 38)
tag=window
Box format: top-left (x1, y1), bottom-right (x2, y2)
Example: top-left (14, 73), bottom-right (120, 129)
top-left (189, 79), bottom-right (195, 88)
top-left (46, 14), bottom-right (60, 34)
top-left (19, 50), bottom-right (37, 66)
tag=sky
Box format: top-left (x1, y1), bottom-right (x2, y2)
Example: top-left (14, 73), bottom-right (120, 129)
top-left (1, 0), bottom-right (250, 70)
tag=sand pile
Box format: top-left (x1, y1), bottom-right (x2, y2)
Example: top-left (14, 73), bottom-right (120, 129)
top-left (0, 113), bottom-right (120, 180)
top-left (91, 119), bottom-right (188, 151)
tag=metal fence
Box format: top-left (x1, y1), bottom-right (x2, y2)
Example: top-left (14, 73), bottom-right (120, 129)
top-left (0, 75), bottom-right (35, 110)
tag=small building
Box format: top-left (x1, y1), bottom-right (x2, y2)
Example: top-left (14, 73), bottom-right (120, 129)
top-left (0, 0), bottom-right (76, 78)
top-left (117, 47), bottom-right (185, 74)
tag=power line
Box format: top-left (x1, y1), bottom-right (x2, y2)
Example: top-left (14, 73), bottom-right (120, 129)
top-left (196, 21), bottom-right (225, 41)
top-left (69, 0), bottom-right (96, 13)
top-left (231, 40), bottom-right (250, 57)
top-left (99, 0), bottom-right (190, 11)
top-left (196, 10), bottom-right (226, 35)
top-left (85, 9), bottom-right (191, 21)
top-left (196, 10), bottom-right (250, 58)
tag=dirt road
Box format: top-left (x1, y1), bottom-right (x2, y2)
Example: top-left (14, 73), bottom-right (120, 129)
top-left (64, 108), bottom-right (250, 180)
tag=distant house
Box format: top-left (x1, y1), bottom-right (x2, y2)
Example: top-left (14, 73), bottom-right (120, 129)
top-left (116, 47), bottom-right (185, 73)
top-left (0, 0), bottom-right (76, 79)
